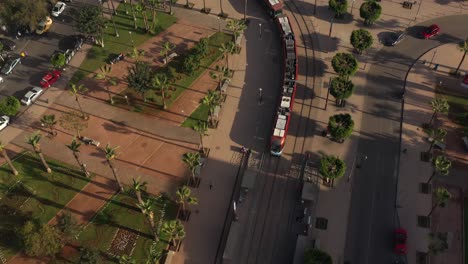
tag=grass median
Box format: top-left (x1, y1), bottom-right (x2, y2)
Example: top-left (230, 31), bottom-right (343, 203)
top-left (0, 152), bottom-right (90, 260)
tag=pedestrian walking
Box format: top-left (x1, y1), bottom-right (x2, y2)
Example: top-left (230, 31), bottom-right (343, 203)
top-left (402, 148), bottom-right (407, 154)
top-left (209, 182), bottom-right (213, 190)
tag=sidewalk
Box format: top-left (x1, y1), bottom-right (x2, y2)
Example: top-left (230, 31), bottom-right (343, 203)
top-left (398, 43), bottom-right (467, 263)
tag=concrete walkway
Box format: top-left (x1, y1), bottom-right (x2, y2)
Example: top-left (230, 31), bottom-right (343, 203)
top-left (398, 43), bottom-right (467, 264)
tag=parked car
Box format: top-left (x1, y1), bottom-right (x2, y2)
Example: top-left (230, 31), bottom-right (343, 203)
top-left (0, 115), bottom-right (10, 131)
top-left (109, 53), bottom-right (124, 64)
top-left (161, 52), bottom-right (178, 64)
top-left (0, 38), bottom-right (16, 51)
top-left (21, 87), bottom-right (44, 105)
top-left (385, 31), bottom-right (407, 46)
top-left (421, 24), bottom-right (440, 39)
top-left (36, 17), bottom-right (53, 35)
top-left (393, 228), bottom-right (408, 255)
top-left (1, 55), bottom-right (21, 75)
top-left (40, 70), bottom-right (61, 88)
top-left (52, 2), bottom-right (67, 17)
top-left (70, 35), bottom-right (84, 51)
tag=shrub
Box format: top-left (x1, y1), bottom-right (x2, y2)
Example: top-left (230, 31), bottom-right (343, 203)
top-left (328, 113), bottom-right (354, 141)
top-left (183, 54), bottom-right (201, 75)
top-left (360, 0), bottom-right (382, 25)
top-left (331, 53), bottom-right (358, 77)
top-left (350, 29), bottom-right (373, 54)
top-left (0, 96), bottom-right (20, 116)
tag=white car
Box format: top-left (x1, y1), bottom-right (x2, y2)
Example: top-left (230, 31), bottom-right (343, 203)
top-left (21, 87), bottom-right (43, 106)
top-left (0, 115), bottom-right (10, 131)
top-left (52, 2), bottom-right (66, 17)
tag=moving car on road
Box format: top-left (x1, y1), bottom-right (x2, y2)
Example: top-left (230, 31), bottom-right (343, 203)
top-left (21, 87), bottom-right (44, 106)
top-left (52, 2), bottom-right (67, 17)
top-left (36, 17), bottom-right (53, 35)
top-left (421, 24), bottom-right (440, 39)
top-left (385, 31), bottom-right (407, 46)
top-left (40, 70), bottom-right (61, 88)
top-left (393, 228), bottom-right (408, 255)
top-left (0, 115), bottom-right (10, 131)
top-left (1, 55), bottom-right (21, 75)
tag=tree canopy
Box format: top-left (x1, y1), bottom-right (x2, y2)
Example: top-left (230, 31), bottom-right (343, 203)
top-left (74, 5), bottom-right (107, 43)
top-left (0, 0), bottom-right (48, 32)
top-left (350, 29), bottom-right (373, 54)
top-left (328, 113), bottom-right (354, 141)
top-left (319, 155), bottom-right (346, 180)
top-left (330, 77), bottom-right (355, 104)
top-left (360, 0), bottom-right (382, 25)
top-left (329, 0), bottom-right (348, 18)
top-left (20, 221), bottom-right (62, 257)
top-left (331, 53), bottom-right (358, 77)
top-left (0, 96), bottom-right (20, 116)
top-left (50, 53), bottom-right (66, 70)
top-left (127, 61), bottom-right (154, 99)
top-left (304, 248), bottom-right (333, 264)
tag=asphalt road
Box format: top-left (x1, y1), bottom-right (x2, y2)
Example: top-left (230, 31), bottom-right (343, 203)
top-left (344, 15), bottom-right (468, 264)
top-left (0, 0), bottom-right (101, 100)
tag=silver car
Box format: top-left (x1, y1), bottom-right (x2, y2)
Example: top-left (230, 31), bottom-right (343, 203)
top-left (1, 56), bottom-right (21, 75)
top-left (0, 115), bottom-right (10, 131)
top-left (21, 87), bottom-right (44, 106)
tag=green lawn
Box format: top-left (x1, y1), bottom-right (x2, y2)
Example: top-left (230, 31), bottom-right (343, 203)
top-left (437, 90), bottom-right (468, 136)
top-left (75, 192), bottom-right (177, 263)
top-left (181, 103), bottom-right (210, 128)
top-left (114, 32), bottom-right (232, 118)
top-left (71, 5), bottom-right (177, 83)
top-left (0, 152), bottom-right (90, 260)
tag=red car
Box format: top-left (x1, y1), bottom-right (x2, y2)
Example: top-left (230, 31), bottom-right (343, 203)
top-left (421, 24), bottom-right (440, 39)
top-left (394, 228), bottom-right (408, 255)
top-left (40, 70), bottom-right (61, 88)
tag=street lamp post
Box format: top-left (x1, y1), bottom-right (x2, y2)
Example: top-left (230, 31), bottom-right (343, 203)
top-left (258, 88), bottom-right (263, 105)
top-left (259, 23), bottom-right (262, 40)
top-left (217, 17), bottom-right (221, 32)
top-left (244, 0), bottom-right (248, 21)
top-left (128, 31), bottom-right (134, 48)
top-left (350, 0), bottom-right (356, 15)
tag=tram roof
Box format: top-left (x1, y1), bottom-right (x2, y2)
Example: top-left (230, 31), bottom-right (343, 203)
top-left (278, 16), bottom-right (292, 35)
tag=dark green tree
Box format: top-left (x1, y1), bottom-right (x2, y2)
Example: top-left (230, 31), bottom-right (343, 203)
top-left (330, 77), bottom-right (355, 106)
top-left (74, 5), bottom-right (107, 47)
top-left (329, 0), bottom-right (348, 18)
top-left (183, 55), bottom-right (201, 75)
top-left (328, 113), bottom-right (354, 141)
top-left (127, 61), bottom-right (154, 102)
top-left (350, 29), bottom-right (373, 54)
top-left (78, 247), bottom-right (100, 264)
top-left (50, 53), bottom-right (66, 70)
top-left (304, 248), bottom-right (332, 264)
top-left (319, 155), bottom-right (346, 181)
top-left (194, 38), bottom-right (209, 57)
top-left (0, 96), bottom-right (20, 116)
top-left (0, 0), bottom-right (48, 32)
top-left (19, 221), bottom-right (62, 257)
top-left (331, 53), bottom-right (358, 78)
top-left (360, 0), bottom-right (382, 25)
top-left (56, 211), bottom-right (80, 241)
top-left (152, 73), bottom-right (174, 109)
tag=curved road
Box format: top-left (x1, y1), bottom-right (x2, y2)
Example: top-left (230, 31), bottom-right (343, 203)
top-left (344, 15), bottom-right (468, 264)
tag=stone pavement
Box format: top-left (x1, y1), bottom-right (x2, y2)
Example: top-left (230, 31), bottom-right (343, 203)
top-left (398, 43), bottom-right (467, 264)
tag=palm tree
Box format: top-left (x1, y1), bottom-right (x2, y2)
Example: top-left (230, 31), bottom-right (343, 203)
top-left (66, 139), bottom-right (90, 178)
top-left (129, 0), bottom-right (138, 29)
top-left (176, 185), bottom-right (198, 214)
top-left (104, 144), bottom-right (124, 192)
top-left (95, 64), bottom-right (118, 104)
top-left (147, 0), bottom-right (160, 31)
top-left (427, 155), bottom-right (451, 184)
top-left (219, 42), bottom-right (235, 68)
top-left (428, 98), bottom-right (449, 126)
top-left (427, 128), bottom-right (447, 153)
top-left (27, 131), bottom-right (51, 173)
top-left (160, 41), bottom-right (174, 65)
top-left (41, 114), bottom-right (57, 136)
top-left (455, 38), bottom-right (468, 75)
top-left (194, 121), bottom-right (208, 153)
top-left (226, 19), bottom-right (246, 42)
top-left (0, 141), bottom-right (18, 175)
top-left (69, 83), bottom-right (88, 119)
top-left (210, 65), bottom-right (230, 88)
top-left (201, 0), bottom-right (208, 12)
top-left (202, 90), bottom-right (222, 124)
top-left (428, 187), bottom-right (451, 217)
top-left (132, 177), bottom-right (148, 205)
top-left (135, 2), bottom-right (150, 32)
top-left (161, 220), bottom-right (185, 247)
top-left (152, 73), bottom-right (173, 109)
top-left (137, 198), bottom-right (159, 242)
top-left (182, 152), bottom-right (201, 182)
